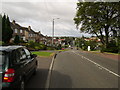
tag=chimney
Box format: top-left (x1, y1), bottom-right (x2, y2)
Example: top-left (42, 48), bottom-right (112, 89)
top-left (28, 26), bottom-right (31, 31)
top-left (39, 31), bottom-right (41, 34)
top-left (12, 20), bottom-right (16, 25)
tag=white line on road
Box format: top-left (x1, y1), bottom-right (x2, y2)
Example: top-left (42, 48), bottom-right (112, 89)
top-left (72, 51), bottom-right (120, 78)
top-left (45, 54), bottom-right (56, 89)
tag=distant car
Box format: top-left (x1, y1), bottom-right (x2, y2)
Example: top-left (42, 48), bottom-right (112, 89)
top-left (61, 48), bottom-right (65, 50)
top-left (0, 46), bottom-right (38, 90)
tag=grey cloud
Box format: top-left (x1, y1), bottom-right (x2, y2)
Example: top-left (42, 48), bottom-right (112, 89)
top-left (2, 1), bottom-right (88, 37)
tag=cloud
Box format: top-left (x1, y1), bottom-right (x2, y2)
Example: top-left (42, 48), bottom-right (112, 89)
top-left (2, 0), bottom-right (91, 37)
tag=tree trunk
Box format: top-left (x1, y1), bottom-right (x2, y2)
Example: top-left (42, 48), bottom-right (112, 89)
top-left (105, 26), bottom-right (109, 48)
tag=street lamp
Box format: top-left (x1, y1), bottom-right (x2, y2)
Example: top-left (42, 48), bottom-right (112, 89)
top-left (52, 18), bottom-right (60, 46)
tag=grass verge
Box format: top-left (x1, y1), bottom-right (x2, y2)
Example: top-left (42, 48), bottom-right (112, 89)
top-left (32, 51), bottom-right (54, 57)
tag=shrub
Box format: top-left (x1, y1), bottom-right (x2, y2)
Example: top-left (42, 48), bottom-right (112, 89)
top-left (0, 41), bottom-right (4, 45)
top-left (101, 47), bottom-right (118, 53)
top-left (46, 47), bottom-right (55, 50)
top-left (14, 35), bottom-right (20, 44)
top-left (26, 41), bottom-right (47, 50)
top-left (81, 40), bottom-right (97, 51)
top-left (100, 41), bottom-right (119, 53)
top-left (62, 45), bottom-right (69, 48)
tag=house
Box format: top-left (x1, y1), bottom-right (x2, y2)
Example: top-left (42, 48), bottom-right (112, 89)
top-left (51, 38), bottom-right (65, 46)
top-left (84, 37), bottom-right (101, 42)
top-left (45, 36), bottom-right (52, 46)
top-left (10, 20), bottom-right (44, 43)
top-left (10, 20), bottom-right (28, 42)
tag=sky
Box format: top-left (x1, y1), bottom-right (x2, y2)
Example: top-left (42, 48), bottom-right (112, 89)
top-left (2, 0), bottom-right (118, 37)
top-left (1, 0), bottom-right (92, 37)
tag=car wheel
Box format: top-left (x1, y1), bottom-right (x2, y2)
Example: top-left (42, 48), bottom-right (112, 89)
top-left (20, 79), bottom-right (25, 90)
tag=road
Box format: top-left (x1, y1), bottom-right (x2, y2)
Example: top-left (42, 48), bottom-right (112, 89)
top-left (49, 49), bottom-right (119, 88)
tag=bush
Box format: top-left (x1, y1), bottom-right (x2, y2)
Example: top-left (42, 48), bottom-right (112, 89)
top-left (26, 41), bottom-right (47, 50)
top-left (101, 47), bottom-right (118, 53)
top-left (46, 47), bottom-right (55, 50)
top-left (62, 45), bottom-right (69, 48)
top-left (100, 41), bottom-right (119, 53)
top-left (56, 44), bottom-right (62, 50)
top-left (14, 35), bottom-right (20, 44)
top-left (81, 40), bottom-right (97, 51)
top-left (0, 41), bottom-right (4, 45)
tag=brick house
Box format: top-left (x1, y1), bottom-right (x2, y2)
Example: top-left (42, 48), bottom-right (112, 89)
top-left (10, 20), bottom-right (43, 43)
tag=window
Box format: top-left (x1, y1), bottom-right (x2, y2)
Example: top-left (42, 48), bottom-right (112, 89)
top-left (24, 48), bottom-right (31, 59)
top-left (0, 51), bottom-right (9, 69)
top-left (0, 52), bottom-right (7, 66)
top-left (19, 48), bottom-right (27, 60)
top-left (23, 37), bottom-right (26, 41)
top-left (10, 50), bottom-right (21, 65)
top-left (15, 29), bottom-right (18, 33)
top-left (11, 50), bottom-right (17, 65)
top-left (20, 29), bottom-right (23, 33)
top-left (15, 49), bottom-right (21, 62)
top-left (29, 34), bottom-right (32, 37)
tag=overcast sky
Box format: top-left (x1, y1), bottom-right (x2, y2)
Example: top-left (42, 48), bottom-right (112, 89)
top-left (1, 0), bottom-right (119, 37)
top-left (2, 0), bottom-right (92, 37)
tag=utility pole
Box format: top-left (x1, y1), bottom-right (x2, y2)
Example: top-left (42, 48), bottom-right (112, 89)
top-left (52, 19), bottom-right (54, 46)
top-left (52, 18), bottom-right (59, 46)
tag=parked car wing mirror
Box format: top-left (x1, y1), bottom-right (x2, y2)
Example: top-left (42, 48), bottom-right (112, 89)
top-left (31, 54), bottom-right (37, 58)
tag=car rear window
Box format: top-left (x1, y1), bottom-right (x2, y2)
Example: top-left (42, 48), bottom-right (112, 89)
top-left (0, 51), bottom-right (8, 69)
top-left (0, 52), bottom-right (5, 66)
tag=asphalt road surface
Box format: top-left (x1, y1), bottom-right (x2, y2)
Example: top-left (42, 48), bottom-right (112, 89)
top-left (49, 49), bottom-right (119, 88)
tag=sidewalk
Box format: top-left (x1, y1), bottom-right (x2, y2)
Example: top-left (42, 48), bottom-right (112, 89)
top-left (99, 53), bottom-right (119, 61)
top-left (85, 51), bottom-right (119, 61)
top-left (26, 56), bottom-right (52, 88)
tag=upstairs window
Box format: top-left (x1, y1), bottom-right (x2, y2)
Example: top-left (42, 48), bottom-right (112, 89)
top-left (15, 29), bottom-right (18, 33)
top-left (20, 29), bottom-right (23, 33)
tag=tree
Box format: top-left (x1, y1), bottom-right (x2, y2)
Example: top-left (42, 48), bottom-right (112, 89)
top-left (14, 35), bottom-right (20, 44)
top-left (74, 2), bottom-right (120, 48)
top-left (2, 14), bottom-right (13, 44)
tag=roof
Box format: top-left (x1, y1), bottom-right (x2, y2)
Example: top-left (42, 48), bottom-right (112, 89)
top-left (10, 21), bottom-right (45, 37)
top-left (10, 22), bottom-right (29, 32)
top-left (0, 46), bottom-right (24, 52)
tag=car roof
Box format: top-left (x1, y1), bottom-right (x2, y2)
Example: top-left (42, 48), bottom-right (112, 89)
top-left (0, 46), bottom-right (24, 52)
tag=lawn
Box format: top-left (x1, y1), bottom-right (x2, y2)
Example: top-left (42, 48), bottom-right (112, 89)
top-left (32, 51), bottom-right (54, 57)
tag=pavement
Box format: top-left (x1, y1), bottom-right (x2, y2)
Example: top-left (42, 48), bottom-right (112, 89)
top-left (84, 51), bottom-right (119, 61)
top-left (26, 56), bottom-right (52, 89)
top-left (98, 53), bottom-right (119, 61)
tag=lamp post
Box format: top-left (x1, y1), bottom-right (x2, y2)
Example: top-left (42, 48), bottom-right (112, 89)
top-left (52, 18), bottom-right (59, 46)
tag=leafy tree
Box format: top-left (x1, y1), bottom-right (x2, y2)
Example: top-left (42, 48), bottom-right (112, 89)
top-left (74, 2), bottom-right (120, 48)
top-left (14, 35), bottom-right (20, 44)
top-left (2, 14), bottom-right (13, 44)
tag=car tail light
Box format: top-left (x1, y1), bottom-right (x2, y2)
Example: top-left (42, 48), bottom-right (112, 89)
top-left (3, 68), bottom-right (15, 82)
